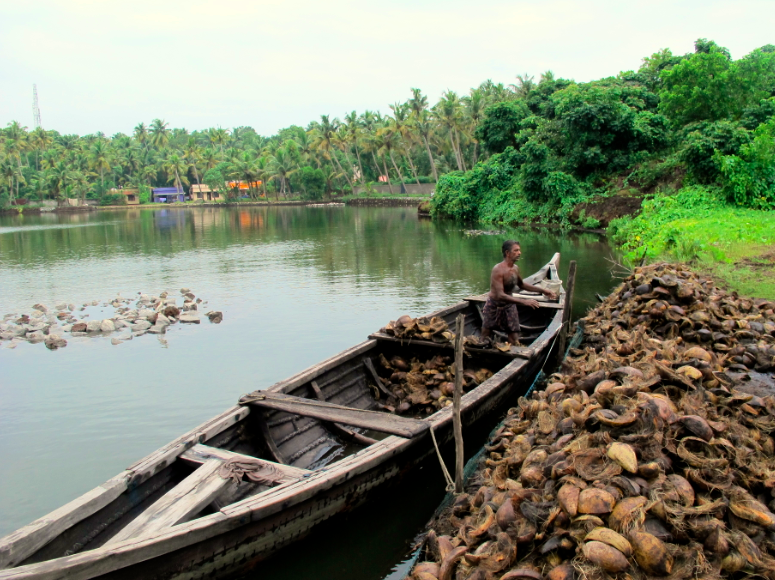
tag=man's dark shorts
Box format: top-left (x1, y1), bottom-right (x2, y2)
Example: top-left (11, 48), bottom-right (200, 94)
top-left (481, 297), bottom-right (520, 333)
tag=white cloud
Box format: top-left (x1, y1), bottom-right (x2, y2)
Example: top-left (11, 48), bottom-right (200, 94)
top-left (0, 0), bottom-right (771, 136)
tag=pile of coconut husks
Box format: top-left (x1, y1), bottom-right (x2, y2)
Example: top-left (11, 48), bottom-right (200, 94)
top-left (409, 263), bottom-right (775, 580)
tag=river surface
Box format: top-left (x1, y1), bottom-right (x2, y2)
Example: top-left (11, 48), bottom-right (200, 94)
top-left (0, 206), bottom-right (618, 578)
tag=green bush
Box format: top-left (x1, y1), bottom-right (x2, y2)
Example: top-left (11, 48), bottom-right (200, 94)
top-left (717, 119), bottom-right (775, 209)
top-left (99, 193), bottom-right (125, 206)
top-left (475, 100), bottom-right (531, 154)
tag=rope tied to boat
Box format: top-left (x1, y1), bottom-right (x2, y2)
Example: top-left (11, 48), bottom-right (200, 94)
top-left (429, 424), bottom-right (456, 493)
top-left (218, 457), bottom-right (284, 486)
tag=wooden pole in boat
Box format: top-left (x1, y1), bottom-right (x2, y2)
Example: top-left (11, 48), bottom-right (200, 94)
top-left (557, 260), bottom-right (577, 359)
top-left (453, 313), bottom-right (465, 493)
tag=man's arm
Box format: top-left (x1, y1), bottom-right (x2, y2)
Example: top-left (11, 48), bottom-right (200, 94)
top-left (492, 267), bottom-right (541, 308)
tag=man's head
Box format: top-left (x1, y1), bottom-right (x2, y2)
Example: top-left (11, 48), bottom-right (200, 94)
top-left (502, 240), bottom-right (521, 260)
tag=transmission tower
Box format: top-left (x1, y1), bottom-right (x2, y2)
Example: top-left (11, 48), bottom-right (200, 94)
top-left (32, 84), bottom-right (42, 129)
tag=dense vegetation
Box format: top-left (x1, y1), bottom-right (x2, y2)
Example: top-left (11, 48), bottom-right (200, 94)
top-left (431, 39), bottom-right (775, 225)
top-left (0, 83), bottom-right (523, 206)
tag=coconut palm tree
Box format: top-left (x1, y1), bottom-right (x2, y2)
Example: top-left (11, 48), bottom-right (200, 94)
top-left (162, 153), bottom-right (189, 193)
top-left (309, 115), bottom-right (352, 190)
top-left (412, 110), bottom-right (438, 182)
top-left (268, 145), bottom-right (297, 200)
top-left (149, 119), bottom-right (170, 149)
top-left (343, 111), bottom-right (365, 182)
top-left (89, 140), bottom-right (112, 191)
top-left (434, 91), bottom-right (465, 171)
top-left (463, 88), bottom-right (485, 165)
top-left (208, 127), bottom-right (229, 156)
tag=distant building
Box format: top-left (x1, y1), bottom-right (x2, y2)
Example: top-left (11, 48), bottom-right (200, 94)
top-left (190, 184), bottom-right (222, 201)
top-left (152, 187), bottom-right (186, 203)
top-left (227, 180), bottom-right (262, 191)
top-left (111, 188), bottom-right (139, 205)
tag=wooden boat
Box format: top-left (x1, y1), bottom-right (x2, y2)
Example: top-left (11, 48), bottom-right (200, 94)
top-left (0, 254), bottom-right (566, 580)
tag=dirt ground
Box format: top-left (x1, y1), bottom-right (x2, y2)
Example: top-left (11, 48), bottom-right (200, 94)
top-left (571, 191), bottom-right (644, 227)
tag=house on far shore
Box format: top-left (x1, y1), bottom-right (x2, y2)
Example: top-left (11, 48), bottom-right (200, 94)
top-left (152, 187), bottom-right (187, 203)
top-left (110, 188), bottom-right (140, 205)
top-left (190, 184), bottom-right (222, 202)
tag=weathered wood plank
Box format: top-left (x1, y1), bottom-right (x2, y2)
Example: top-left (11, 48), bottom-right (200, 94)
top-left (107, 460), bottom-right (228, 546)
top-left (240, 393), bottom-right (428, 438)
top-left (0, 472), bottom-right (129, 570)
top-left (309, 381), bottom-right (378, 446)
top-left (367, 332), bottom-right (454, 350)
top-left (180, 444), bottom-right (309, 481)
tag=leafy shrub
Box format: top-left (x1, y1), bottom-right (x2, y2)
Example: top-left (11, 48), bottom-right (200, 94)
top-left (680, 121), bottom-right (751, 184)
top-left (717, 119), bottom-right (775, 209)
top-left (99, 193), bottom-right (125, 206)
top-left (475, 101), bottom-right (531, 154)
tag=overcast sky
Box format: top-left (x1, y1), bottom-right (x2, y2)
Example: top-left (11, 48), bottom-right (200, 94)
top-left (0, 0), bottom-right (771, 137)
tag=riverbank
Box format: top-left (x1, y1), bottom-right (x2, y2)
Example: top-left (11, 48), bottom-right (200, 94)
top-left (0, 195), bottom-right (425, 216)
top-left (410, 262), bottom-right (775, 580)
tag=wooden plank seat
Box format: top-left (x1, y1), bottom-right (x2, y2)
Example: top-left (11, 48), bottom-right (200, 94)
top-left (239, 392), bottom-right (429, 439)
top-left (179, 444), bottom-right (309, 481)
top-left (106, 459), bottom-right (228, 545)
top-left (107, 446), bottom-right (308, 546)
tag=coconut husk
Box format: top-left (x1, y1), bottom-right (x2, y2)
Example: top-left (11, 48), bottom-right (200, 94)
top-left (410, 264), bottom-right (775, 580)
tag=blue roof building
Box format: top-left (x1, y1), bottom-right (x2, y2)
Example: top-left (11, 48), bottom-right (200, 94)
top-left (152, 187), bottom-right (186, 203)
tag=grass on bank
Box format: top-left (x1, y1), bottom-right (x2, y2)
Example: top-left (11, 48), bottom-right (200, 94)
top-left (609, 186), bottom-right (775, 298)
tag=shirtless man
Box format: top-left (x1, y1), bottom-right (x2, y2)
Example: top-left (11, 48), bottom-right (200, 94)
top-left (481, 240), bottom-right (557, 345)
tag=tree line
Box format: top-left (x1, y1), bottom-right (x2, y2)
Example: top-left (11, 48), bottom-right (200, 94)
top-left (431, 38), bottom-right (775, 224)
top-left (0, 83), bottom-right (530, 205)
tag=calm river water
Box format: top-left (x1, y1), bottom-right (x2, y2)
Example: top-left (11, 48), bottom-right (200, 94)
top-left (0, 205), bottom-right (617, 578)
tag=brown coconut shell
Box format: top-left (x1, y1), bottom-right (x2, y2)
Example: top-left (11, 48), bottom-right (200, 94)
top-left (582, 541), bottom-right (629, 573)
top-left (585, 527), bottom-right (633, 557)
top-left (577, 488), bottom-right (616, 514)
top-left (630, 531), bottom-right (673, 576)
top-left (677, 415), bottom-right (713, 442)
top-left (557, 483), bottom-right (580, 517)
top-left (608, 496), bottom-right (648, 532)
top-left (607, 442), bottom-right (638, 473)
top-left (638, 462), bottom-right (661, 479)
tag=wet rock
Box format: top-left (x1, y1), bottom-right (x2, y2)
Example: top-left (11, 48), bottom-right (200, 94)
top-left (111, 338), bottom-right (123, 345)
top-left (55, 302), bottom-right (67, 311)
top-left (68, 303), bottom-right (75, 311)
top-left (32, 303), bottom-right (48, 312)
top-left (71, 322), bottom-right (87, 332)
top-left (155, 313), bottom-right (171, 326)
top-left (138, 309), bottom-right (155, 320)
top-left (27, 330), bottom-right (45, 343)
top-left (179, 313), bottom-right (200, 324)
top-left (131, 320), bottom-right (152, 331)
top-left (100, 319), bottom-right (116, 332)
top-left (206, 311), bottom-right (223, 323)
top-left (180, 288), bottom-right (190, 294)
top-left (148, 325), bottom-right (166, 334)
top-left (163, 305), bottom-right (180, 318)
top-left (86, 320), bottom-right (102, 332)
top-left (45, 334), bottom-right (67, 350)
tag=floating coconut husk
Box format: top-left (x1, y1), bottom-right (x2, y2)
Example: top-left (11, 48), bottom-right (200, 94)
top-left (408, 264), bottom-right (775, 580)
